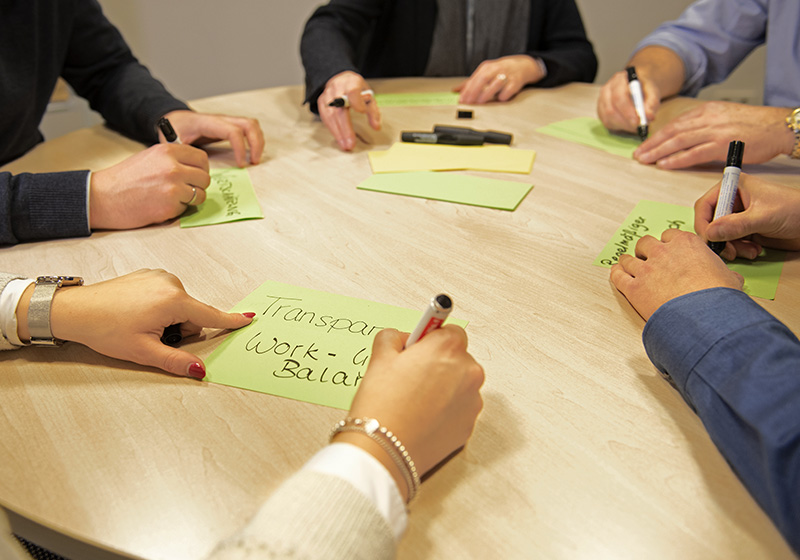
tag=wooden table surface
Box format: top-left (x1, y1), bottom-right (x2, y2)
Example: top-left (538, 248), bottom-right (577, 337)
top-left (1, 79), bottom-right (798, 559)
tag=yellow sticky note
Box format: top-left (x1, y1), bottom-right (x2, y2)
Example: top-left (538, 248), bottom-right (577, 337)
top-left (368, 142), bottom-right (535, 174)
top-left (205, 281), bottom-right (468, 410)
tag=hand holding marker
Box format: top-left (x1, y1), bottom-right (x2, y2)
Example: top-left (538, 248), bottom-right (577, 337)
top-left (405, 294), bottom-right (453, 348)
top-left (625, 67), bottom-right (649, 141)
top-left (708, 140), bottom-right (745, 256)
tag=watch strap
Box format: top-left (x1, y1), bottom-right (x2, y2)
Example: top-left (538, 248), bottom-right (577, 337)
top-left (28, 281), bottom-right (59, 346)
top-left (786, 108), bottom-right (800, 159)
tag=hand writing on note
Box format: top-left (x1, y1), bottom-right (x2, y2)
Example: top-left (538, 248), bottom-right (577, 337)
top-left (335, 326), bottom-right (484, 501)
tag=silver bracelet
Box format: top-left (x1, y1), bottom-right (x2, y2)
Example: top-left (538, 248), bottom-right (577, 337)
top-left (331, 417), bottom-right (420, 503)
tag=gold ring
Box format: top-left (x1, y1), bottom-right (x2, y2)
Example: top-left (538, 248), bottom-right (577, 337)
top-left (183, 187), bottom-right (198, 206)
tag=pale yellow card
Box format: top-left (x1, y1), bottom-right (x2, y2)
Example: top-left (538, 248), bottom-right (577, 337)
top-left (368, 142), bottom-right (535, 174)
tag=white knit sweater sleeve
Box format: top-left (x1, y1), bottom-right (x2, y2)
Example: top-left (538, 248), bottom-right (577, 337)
top-left (207, 470), bottom-right (397, 560)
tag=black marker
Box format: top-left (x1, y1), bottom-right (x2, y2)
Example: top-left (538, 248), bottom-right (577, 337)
top-left (433, 125), bottom-right (512, 145)
top-left (157, 117), bottom-right (181, 144)
top-left (708, 140), bottom-right (745, 256)
top-left (161, 324), bottom-right (183, 347)
top-left (328, 96), bottom-right (349, 108)
top-left (401, 131), bottom-right (483, 146)
top-left (626, 67), bottom-right (649, 142)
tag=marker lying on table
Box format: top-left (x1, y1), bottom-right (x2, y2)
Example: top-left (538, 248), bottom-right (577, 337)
top-left (625, 66), bottom-right (649, 141)
top-left (708, 140), bottom-right (745, 256)
top-left (405, 294), bottom-right (453, 348)
top-left (401, 131), bottom-right (483, 146)
top-left (157, 117), bottom-right (181, 144)
top-left (433, 125), bottom-right (512, 145)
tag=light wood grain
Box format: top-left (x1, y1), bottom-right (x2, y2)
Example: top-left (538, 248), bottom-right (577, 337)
top-left (1, 79), bottom-right (798, 559)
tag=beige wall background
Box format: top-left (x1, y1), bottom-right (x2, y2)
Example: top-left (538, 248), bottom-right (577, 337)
top-left (41, 0), bottom-right (766, 139)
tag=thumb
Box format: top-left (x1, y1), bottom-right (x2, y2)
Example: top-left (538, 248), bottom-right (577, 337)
top-left (706, 212), bottom-right (754, 243)
top-left (137, 337), bottom-right (208, 379)
top-left (371, 328), bottom-right (406, 360)
top-left (642, 81), bottom-right (660, 121)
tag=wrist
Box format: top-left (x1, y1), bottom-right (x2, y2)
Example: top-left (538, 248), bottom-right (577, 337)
top-left (48, 284), bottom-right (84, 343)
top-left (332, 431), bottom-right (410, 503)
top-left (14, 284), bottom-right (35, 342)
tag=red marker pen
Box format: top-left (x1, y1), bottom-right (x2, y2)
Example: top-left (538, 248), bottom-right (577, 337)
top-left (404, 294), bottom-right (453, 348)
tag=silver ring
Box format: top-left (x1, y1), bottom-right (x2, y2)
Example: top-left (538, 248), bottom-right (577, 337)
top-left (183, 186), bottom-right (198, 206)
top-left (496, 73), bottom-right (508, 83)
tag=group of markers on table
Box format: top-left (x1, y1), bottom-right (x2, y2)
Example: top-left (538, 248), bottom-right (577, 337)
top-left (154, 74), bottom-right (743, 349)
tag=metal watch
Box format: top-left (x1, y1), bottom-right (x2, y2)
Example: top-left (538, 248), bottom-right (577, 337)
top-left (28, 275), bottom-right (83, 346)
top-left (785, 107), bottom-right (800, 159)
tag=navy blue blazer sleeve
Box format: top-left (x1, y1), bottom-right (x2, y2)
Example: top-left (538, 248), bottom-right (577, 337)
top-left (643, 288), bottom-right (800, 554)
top-left (61, 0), bottom-right (189, 145)
top-left (0, 171), bottom-right (90, 246)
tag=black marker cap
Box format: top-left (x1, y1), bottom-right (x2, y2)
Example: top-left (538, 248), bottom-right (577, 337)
top-left (708, 241), bottom-right (726, 256)
top-left (157, 117), bottom-right (178, 143)
top-left (726, 140), bottom-right (745, 167)
top-left (626, 66), bottom-right (638, 82)
top-left (434, 293), bottom-right (452, 311)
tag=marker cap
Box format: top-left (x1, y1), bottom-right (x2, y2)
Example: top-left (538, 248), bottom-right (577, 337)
top-left (625, 66), bottom-right (638, 82)
top-left (726, 140), bottom-right (745, 167)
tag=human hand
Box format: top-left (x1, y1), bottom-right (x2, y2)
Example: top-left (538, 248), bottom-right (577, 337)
top-left (597, 68), bottom-right (660, 133)
top-left (32, 269), bottom-right (254, 379)
top-left (334, 326), bottom-right (484, 501)
top-left (318, 71), bottom-right (381, 151)
top-left (694, 173), bottom-right (800, 260)
top-left (634, 102), bottom-right (794, 169)
top-left (455, 55), bottom-right (544, 104)
top-left (89, 143), bottom-right (210, 230)
top-left (610, 229), bottom-right (743, 321)
top-left (162, 110), bottom-right (264, 167)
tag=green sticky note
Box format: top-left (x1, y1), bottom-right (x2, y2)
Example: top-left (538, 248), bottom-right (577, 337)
top-left (205, 281), bottom-right (468, 410)
top-left (536, 117), bottom-right (641, 158)
top-left (180, 168), bottom-right (263, 228)
top-left (594, 200), bottom-right (785, 300)
top-left (368, 142), bottom-right (536, 174)
top-left (358, 171), bottom-right (532, 211)
top-left (374, 92), bottom-right (460, 106)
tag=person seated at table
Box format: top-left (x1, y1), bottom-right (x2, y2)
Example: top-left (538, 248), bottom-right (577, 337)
top-left (0, 0), bottom-right (264, 247)
top-left (597, 0), bottom-right (800, 170)
top-left (0, 269), bottom-right (485, 559)
top-left (609, 173), bottom-right (800, 554)
top-left (300, 0), bottom-right (597, 151)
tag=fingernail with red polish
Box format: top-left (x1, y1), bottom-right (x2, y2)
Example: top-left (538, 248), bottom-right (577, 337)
top-left (188, 362), bottom-right (206, 380)
top-left (242, 312), bottom-right (256, 318)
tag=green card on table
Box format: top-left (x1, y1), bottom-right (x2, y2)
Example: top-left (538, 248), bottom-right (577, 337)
top-left (180, 168), bottom-right (263, 228)
top-left (595, 200), bottom-right (785, 300)
top-left (374, 91), bottom-right (459, 106)
top-left (358, 171), bottom-right (532, 211)
top-left (205, 281), bottom-right (467, 410)
top-left (536, 117), bottom-right (641, 158)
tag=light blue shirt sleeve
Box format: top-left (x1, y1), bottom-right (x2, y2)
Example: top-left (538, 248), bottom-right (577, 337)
top-left (634, 0), bottom-right (768, 98)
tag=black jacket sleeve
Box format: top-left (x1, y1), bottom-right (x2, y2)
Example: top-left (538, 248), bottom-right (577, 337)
top-left (0, 171), bottom-right (91, 246)
top-left (527, 0), bottom-right (597, 87)
top-left (61, 0), bottom-right (189, 145)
